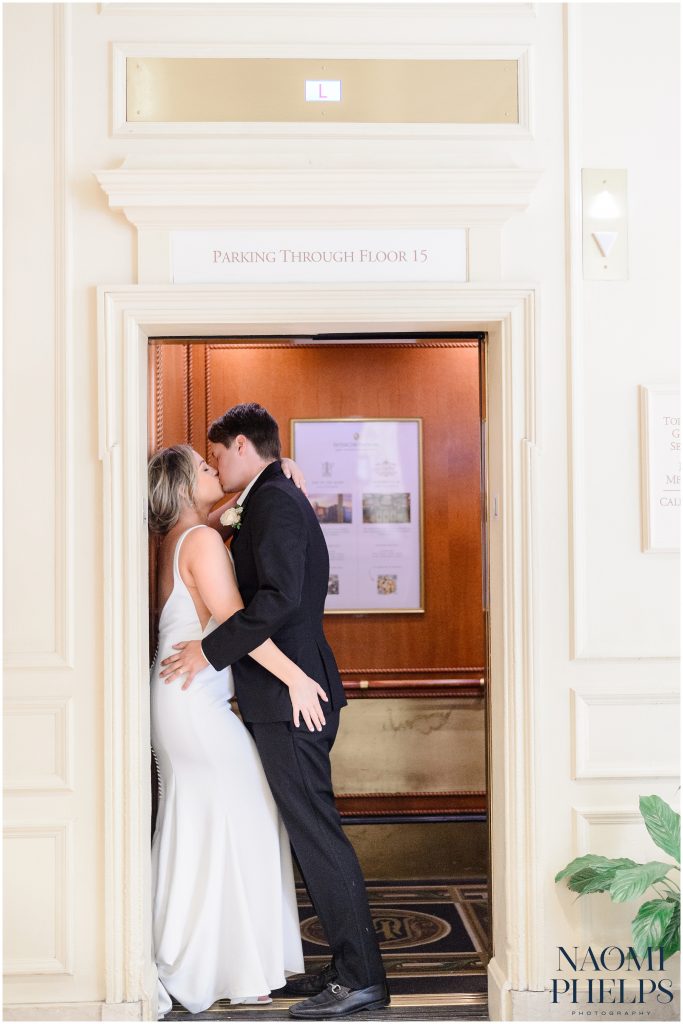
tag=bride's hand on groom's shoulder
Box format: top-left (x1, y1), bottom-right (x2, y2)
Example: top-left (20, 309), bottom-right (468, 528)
top-left (159, 640), bottom-right (209, 690)
top-left (281, 458), bottom-right (308, 496)
top-left (287, 672), bottom-right (329, 732)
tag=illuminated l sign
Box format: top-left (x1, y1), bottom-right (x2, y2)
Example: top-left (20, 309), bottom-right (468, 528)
top-left (305, 80), bottom-right (342, 102)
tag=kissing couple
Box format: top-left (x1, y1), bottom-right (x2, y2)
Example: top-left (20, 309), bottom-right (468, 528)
top-left (148, 402), bottom-right (389, 1019)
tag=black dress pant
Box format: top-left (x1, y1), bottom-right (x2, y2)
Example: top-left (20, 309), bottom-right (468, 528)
top-left (248, 712), bottom-right (385, 991)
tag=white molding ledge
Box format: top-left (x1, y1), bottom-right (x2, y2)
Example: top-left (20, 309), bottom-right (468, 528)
top-left (95, 162), bottom-right (541, 283)
top-left (95, 164), bottom-right (542, 228)
top-left (100, 3), bottom-right (537, 17)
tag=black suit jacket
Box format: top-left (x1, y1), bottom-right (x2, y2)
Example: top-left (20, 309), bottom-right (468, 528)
top-left (201, 461), bottom-right (347, 723)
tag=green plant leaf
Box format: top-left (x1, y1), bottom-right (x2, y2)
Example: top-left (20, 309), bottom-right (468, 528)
top-left (610, 861), bottom-right (675, 903)
top-left (567, 867), bottom-right (623, 895)
top-left (661, 899), bottom-right (680, 961)
top-left (639, 796), bottom-right (681, 862)
top-left (555, 855), bottom-right (636, 884)
top-left (631, 899), bottom-right (676, 958)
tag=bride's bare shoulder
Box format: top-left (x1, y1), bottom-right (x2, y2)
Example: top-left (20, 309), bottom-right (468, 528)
top-left (182, 525), bottom-right (229, 561)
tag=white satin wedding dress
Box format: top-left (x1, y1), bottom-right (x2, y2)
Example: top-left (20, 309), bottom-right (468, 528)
top-left (150, 525), bottom-right (304, 1018)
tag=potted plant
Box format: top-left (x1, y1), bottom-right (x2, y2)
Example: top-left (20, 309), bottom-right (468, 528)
top-left (556, 795), bottom-right (680, 960)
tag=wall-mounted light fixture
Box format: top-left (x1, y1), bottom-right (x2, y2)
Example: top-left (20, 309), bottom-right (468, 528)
top-left (582, 169), bottom-right (628, 280)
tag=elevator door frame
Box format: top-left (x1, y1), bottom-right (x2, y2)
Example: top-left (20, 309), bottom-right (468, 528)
top-left (97, 283), bottom-right (540, 1021)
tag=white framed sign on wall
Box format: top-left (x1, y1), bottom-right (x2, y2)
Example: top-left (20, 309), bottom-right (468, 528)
top-left (291, 418), bottom-right (424, 613)
top-left (640, 386), bottom-right (680, 553)
top-left (171, 229), bottom-right (467, 284)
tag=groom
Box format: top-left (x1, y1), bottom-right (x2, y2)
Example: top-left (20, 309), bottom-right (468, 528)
top-left (160, 403), bottom-right (388, 1019)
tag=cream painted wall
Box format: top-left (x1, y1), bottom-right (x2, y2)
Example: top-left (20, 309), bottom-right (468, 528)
top-left (3, 2), bottom-right (105, 1007)
top-left (537, 1), bottom-right (680, 996)
top-left (577, 3), bottom-right (679, 657)
top-left (3, 2), bottom-right (679, 1019)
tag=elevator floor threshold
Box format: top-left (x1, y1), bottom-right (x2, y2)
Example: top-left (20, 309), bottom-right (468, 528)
top-left (164, 994), bottom-right (489, 1020)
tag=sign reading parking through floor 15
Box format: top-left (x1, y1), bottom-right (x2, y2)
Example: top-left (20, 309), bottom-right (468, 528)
top-left (171, 229), bottom-right (467, 284)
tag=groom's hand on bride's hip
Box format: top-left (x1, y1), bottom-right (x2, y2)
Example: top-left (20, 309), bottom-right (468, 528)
top-left (159, 641), bottom-right (209, 690)
top-left (288, 673), bottom-right (329, 732)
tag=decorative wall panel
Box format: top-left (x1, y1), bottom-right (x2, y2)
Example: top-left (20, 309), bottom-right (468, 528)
top-left (3, 823), bottom-right (73, 975)
top-left (571, 690), bottom-right (679, 779)
top-left (4, 5), bottom-right (73, 669)
top-left (4, 699), bottom-right (73, 793)
top-left (572, 807), bottom-right (674, 946)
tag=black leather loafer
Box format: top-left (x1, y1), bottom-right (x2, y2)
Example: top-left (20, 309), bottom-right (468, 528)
top-left (280, 962), bottom-right (338, 997)
top-left (289, 981), bottom-right (390, 1018)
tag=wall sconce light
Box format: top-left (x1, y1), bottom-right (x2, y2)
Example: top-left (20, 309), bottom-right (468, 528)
top-left (582, 169), bottom-right (628, 280)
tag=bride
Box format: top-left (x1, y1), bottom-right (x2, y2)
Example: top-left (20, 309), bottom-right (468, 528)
top-left (148, 445), bottom-right (327, 1018)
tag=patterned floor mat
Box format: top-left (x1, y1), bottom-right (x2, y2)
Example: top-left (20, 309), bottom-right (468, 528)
top-left (165, 878), bottom-right (489, 1020)
top-left (295, 879), bottom-right (489, 995)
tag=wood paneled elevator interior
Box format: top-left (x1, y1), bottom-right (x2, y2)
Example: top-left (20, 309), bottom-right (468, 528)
top-left (148, 336), bottom-right (489, 892)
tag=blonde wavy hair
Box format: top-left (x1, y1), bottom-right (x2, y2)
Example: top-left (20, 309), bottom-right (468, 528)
top-left (147, 445), bottom-right (198, 535)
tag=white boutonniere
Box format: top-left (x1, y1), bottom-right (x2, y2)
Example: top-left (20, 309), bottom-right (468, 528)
top-left (220, 505), bottom-right (244, 530)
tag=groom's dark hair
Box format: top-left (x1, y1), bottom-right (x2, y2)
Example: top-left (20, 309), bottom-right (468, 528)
top-left (208, 402), bottom-right (281, 460)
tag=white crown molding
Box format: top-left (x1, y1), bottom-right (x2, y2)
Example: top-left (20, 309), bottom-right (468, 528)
top-left (95, 165), bottom-right (542, 231)
top-left (100, 3), bottom-right (537, 16)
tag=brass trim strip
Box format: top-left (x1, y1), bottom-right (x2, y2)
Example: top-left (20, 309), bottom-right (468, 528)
top-left (127, 57), bottom-right (518, 125)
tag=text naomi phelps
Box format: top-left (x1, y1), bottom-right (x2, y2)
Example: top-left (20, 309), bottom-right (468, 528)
top-left (551, 947), bottom-right (674, 1005)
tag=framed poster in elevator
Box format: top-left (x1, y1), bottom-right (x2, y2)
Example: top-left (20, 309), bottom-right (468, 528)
top-left (291, 418), bottom-right (424, 614)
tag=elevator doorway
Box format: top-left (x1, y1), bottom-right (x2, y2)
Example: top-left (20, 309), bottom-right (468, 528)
top-left (148, 334), bottom-right (491, 1015)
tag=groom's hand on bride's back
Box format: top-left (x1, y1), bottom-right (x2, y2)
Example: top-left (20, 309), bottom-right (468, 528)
top-left (159, 640), bottom-right (209, 690)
